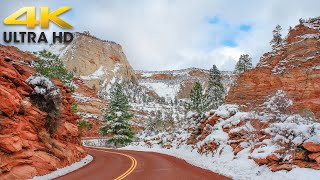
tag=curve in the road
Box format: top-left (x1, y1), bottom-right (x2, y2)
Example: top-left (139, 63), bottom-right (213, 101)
top-left (57, 147), bottom-right (231, 180)
top-left (92, 149), bottom-right (137, 180)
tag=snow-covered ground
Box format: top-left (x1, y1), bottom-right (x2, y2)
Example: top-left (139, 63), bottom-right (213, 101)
top-left (121, 101), bottom-right (320, 180)
top-left (136, 68), bottom-right (235, 102)
top-left (140, 82), bottom-right (180, 101)
top-left (122, 144), bottom-right (320, 180)
top-left (30, 155), bottom-right (93, 180)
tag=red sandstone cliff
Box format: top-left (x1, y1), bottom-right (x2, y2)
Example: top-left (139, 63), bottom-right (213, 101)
top-left (0, 45), bottom-right (86, 179)
top-left (226, 17), bottom-right (320, 119)
top-left (72, 78), bottom-right (107, 137)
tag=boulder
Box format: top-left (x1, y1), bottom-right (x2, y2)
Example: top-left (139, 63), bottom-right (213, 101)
top-left (308, 152), bottom-right (320, 160)
top-left (266, 154), bottom-right (281, 161)
top-left (303, 142), bottom-right (320, 153)
top-left (252, 158), bottom-right (270, 165)
top-left (269, 164), bottom-right (293, 172)
top-left (0, 165), bottom-right (37, 180)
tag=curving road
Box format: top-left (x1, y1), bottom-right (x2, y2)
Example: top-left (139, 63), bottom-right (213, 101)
top-left (57, 147), bottom-right (231, 180)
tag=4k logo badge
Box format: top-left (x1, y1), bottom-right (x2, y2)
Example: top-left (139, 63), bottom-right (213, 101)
top-left (4, 6), bottom-right (73, 29)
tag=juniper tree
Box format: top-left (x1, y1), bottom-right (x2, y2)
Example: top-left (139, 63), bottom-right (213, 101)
top-left (234, 54), bottom-right (253, 74)
top-left (206, 65), bottom-right (225, 110)
top-left (299, 18), bottom-right (305, 25)
top-left (186, 82), bottom-right (206, 113)
top-left (270, 25), bottom-right (283, 50)
top-left (100, 83), bottom-right (134, 147)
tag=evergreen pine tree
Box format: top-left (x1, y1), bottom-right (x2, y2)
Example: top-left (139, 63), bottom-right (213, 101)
top-left (206, 65), bottom-right (225, 110)
top-left (270, 25), bottom-right (283, 50)
top-left (34, 50), bottom-right (74, 86)
top-left (186, 82), bottom-right (206, 113)
top-left (100, 83), bottom-right (134, 147)
top-left (234, 54), bottom-right (253, 74)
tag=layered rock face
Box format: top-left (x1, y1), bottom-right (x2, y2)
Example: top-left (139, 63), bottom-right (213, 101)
top-left (72, 78), bottom-right (107, 137)
top-left (226, 17), bottom-right (320, 119)
top-left (0, 45), bottom-right (86, 179)
top-left (136, 68), bottom-right (235, 101)
top-left (49, 32), bottom-right (137, 97)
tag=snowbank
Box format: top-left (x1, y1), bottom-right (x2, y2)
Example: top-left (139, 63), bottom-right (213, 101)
top-left (124, 103), bottom-right (320, 180)
top-left (122, 144), bottom-right (320, 180)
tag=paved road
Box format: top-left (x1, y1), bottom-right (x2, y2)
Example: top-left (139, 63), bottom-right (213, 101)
top-left (57, 147), bottom-right (231, 180)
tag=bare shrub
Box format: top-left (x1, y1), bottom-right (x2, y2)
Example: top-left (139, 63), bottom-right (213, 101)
top-left (263, 90), bottom-right (293, 115)
top-left (26, 74), bottom-right (62, 134)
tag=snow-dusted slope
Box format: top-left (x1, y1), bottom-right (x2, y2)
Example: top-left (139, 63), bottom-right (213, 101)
top-left (136, 68), bottom-right (235, 102)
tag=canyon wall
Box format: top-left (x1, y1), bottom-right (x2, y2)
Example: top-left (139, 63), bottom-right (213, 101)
top-left (226, 17), bottom-right (320, 119)
top-left (0, 45), bottom-right (86, 179)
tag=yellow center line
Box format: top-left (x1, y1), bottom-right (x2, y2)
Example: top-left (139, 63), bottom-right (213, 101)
top-left (89, 148), bottom-right (137, 180)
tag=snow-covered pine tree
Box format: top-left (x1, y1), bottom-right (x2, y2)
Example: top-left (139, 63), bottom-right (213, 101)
top-left (234, 54), bottom-right (253, 74)
top-left (186, 82), bottom-right (206, 113)
top-left (206, 65), bottom-right (225, 110)
top-left (270, 25), bottom-right (283, 50)
top-left (33, 50), bottom-right (74, 88)
top-left (100, 83), bottom-right (134, 147)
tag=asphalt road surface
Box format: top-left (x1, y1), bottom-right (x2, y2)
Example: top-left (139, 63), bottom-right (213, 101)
top-left (57, 147), bottom-right (231, 180)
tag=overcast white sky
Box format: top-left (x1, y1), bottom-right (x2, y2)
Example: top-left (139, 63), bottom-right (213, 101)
top-left (1, 0), bottom-right (319, 71)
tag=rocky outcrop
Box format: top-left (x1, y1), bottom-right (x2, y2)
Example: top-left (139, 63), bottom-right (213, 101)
top-left (48, 32), bottom-right (136, 97)
top-left (0, 45), bottom-right (35, 62)
top-left (72, 78), bottom-right (107, 137)
top-left (226, 17), bottom-right (320, 120)
top-left (187, 105), bottom-right (320, 172)
top-left (0, 45), bottom-right (86, 179)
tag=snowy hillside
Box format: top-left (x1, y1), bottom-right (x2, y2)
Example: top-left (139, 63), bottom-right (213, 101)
top-left (136, 68), bottom-right (235, 102)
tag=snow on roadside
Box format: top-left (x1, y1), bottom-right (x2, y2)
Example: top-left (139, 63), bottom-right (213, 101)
top-left (120, 103), bottom-right (320, 180)
top-left (122, 144), bottom-right (320, 180)
top-left (30, 155), bottom-right (93, 180)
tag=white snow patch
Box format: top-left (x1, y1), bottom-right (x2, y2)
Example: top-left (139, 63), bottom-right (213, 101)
top-left (47, 43), bottom-right (66, 56)
top-left (297, 34), bottom-right (320, 39)
top-left (141, 82), bottom-right (180, 101)
top-left (214, 104), bottom-right (239, 118)
top-left (311, 65), bottom-right (320, 70)
top-left (80, 66), bottom-right (105, 80)
top-left (77, 112), bottom-right (100, 119)
top-left (306, 135), bottom-right (320, 144)
top-left (72, 92), bottom-right (101, 103)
